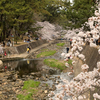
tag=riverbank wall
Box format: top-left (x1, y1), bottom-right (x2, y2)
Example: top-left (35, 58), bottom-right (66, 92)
top-left (3, 40), bottom-right (100, 68)
top-left (4, 39), bottom-right (67, 55)
top-left (0, 39), bottom-right (66, 61)
top-left (81, 45), bottom-right (100, 71)
top-left (73, 45), bottom-right (100, 77)
top-left (4, 40), bottom-right (48, 54)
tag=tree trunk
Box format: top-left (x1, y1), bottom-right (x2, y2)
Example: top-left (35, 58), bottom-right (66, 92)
top-left (0, 32), bottom-right (2, 42)
top-left (3, 15), bottom-right (6, 41)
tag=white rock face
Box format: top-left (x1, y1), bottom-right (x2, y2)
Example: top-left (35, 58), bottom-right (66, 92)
top-left (0, 60), bottom-right (3, 68)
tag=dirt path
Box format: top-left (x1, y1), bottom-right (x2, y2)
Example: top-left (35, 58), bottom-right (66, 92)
top-left (0, 41), bottom-right (54, 61)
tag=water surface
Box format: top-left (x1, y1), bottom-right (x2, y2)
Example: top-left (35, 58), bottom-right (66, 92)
top-left (2, 59), bottom-right (43, 77)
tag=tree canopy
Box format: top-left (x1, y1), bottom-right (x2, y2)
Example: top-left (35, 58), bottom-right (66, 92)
top-left (0, 0), bottom-right (97, 41)
top-left (65, 0), bottom-right (96, 28)
top-left (0, 0), bottom-right (50, 41)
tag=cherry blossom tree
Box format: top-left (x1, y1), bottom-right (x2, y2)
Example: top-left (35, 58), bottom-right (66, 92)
top-left (48, 1), bottom-right (100, 100)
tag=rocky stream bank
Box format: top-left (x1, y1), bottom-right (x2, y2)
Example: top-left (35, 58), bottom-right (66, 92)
top-left (0, 66), bottom-right (61, 100)
top-left (0, 40), bottom-right (77, 100)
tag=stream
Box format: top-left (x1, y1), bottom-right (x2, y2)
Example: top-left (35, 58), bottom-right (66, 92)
top-left (0, 41), bottom-right (75, 100)
top-left (1, 58), bottom-right (74, 100)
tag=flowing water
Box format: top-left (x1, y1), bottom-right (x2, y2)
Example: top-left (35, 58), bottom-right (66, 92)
top-left (1, 58), bottom-right (74, 100)
top-left (1, 58), bottom-right (73, 81)
top-left (0, 41), bottom-right (75, 100)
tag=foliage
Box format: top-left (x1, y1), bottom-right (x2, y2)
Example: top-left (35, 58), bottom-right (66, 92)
top-left (56, 43), bottom-right (65, 46)
top-left (0, 0), bottom-right (97, 41)
top-left (44, 0), bottom-right (71, 26)
top-left (36, 50), bottom-right (56, 58)
top-left (0, 0), bottom-right (34, 41)
top-left (44, 59), bottom-right (66, 71)
top-left (65, 0), bottom-right (96, 28)
top-left (0, 0), bottom-right (51, 41)
top-left (43, 0), bottom-right (62, 22)
top-left (14, 35), bottom-right (20, 44)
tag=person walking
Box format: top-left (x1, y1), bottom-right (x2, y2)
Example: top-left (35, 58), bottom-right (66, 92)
top-left (27, 46), bottom-right (31, 53)
top-left (27, 47), bottom-right (30, 53)
top-left (3, 41), bottom-right (5, 47)
top-left (70, 39), bottom-right (72, 46)
top-left (4, 51), bottom-right (7, 58)
top-left (28, 46), bottom-right (31, 53)
top-left (66, 47), bottom-right (69, 53)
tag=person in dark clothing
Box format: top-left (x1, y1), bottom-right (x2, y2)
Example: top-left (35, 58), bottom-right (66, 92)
top-left (83, 37), bottom-right (85, 42)
top-left (8, 39), bottom-right (11, 43)
top-left (28, 46), bottom-right (31, 51)
top-left (27, 46), bottom-right (31, 53)
top-left (96, 39), bottom-right (98, 45)
top-left (66, 47), bottom-right (69, 53)
top-left (68, 56), bottom-right (70, 59)
top-left (3, 41), bottom-right (5, 47)
top-left (70, 39), bottom-right (72, 46)
top-left (35, 37), bottom-right (38, 40)
top-left (27, 38), bottom-right (30, 42)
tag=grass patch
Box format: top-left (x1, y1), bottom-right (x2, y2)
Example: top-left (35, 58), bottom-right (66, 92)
top-left (41, 48), bottom-right (49, 52)
top-left (17, 80), bottom-right (40, 100)
top-left (56, 43), bottom-right (65, 46)
top-left (26, 88), bottom-right (37, 93)
top-left (22, 80), bottom-right (40, 90)
top-left (36, 50), bottom-right (56, 58)
top-left (17, 93), bottom-right (33, 100)
top-left (67, 59), bottom-right (72, 65)
top-left (46, 83), bottom-right (48, 87)
top-left (44, 59), bottom-right (66, 71)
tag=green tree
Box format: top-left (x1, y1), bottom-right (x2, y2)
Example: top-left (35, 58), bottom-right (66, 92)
top-left (0, 0), bottom-right (53, 42)
top-left (0, 0), bottom-right (34, 42)
top-left (43, 0), bottom-right (64, 22)
top-left (65, 0), bottom-right (96, 29)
